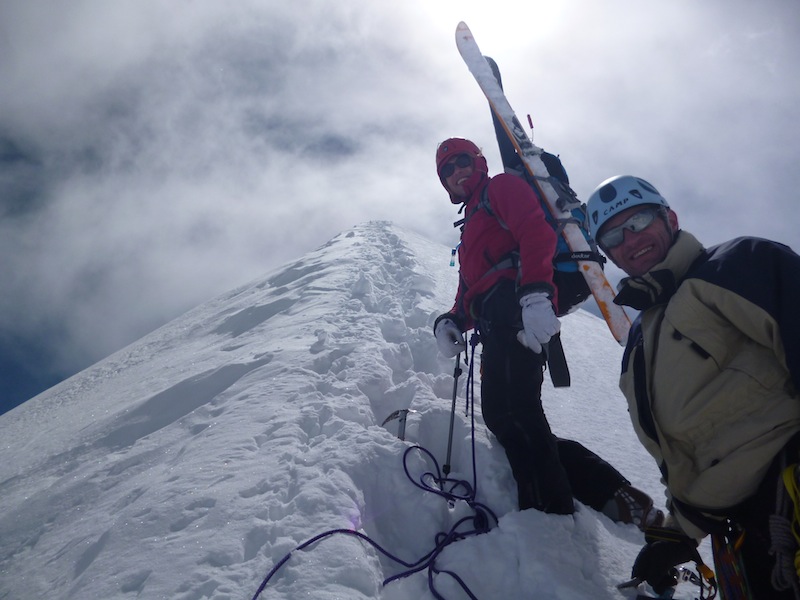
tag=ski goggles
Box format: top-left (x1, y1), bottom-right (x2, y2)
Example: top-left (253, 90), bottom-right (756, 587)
top-left (598, 206), bottom-right (664, 249)
top-left (439, 154), bottom-right (473, 178)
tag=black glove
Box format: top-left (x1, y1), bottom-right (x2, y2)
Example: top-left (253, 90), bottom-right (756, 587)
top-left (632, 527), bottom-right (699, 595)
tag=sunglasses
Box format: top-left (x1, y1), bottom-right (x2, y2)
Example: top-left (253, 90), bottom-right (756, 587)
top-left (440, 154), bottom-right (473, 178)
top-left (599, 207), bottom-right (664, 248)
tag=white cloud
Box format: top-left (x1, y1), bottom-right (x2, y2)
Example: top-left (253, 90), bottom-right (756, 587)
top-left (0, 0), bottom-right (798, 401)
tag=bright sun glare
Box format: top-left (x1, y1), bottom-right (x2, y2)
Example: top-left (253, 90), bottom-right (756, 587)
top-left (418, 1), bottom-right (567, 54)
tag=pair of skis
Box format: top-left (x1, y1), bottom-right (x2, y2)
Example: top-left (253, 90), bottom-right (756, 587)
top-left (455, 22), bottom-right (631, 350)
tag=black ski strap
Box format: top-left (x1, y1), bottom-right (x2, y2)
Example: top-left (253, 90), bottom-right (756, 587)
top-left (543, 333), bottom-right (570, 388)
top-left (554, 249), bottom-right (606, 264)
top-left (537, 174), bottom-right (582, 213)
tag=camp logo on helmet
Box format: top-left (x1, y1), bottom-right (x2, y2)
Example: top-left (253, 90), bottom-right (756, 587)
top-left (598, 192), bottom-right (637, 218)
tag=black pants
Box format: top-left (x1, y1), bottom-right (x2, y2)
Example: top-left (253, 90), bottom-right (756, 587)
top-left (476, 281), bottom-right (627, 514)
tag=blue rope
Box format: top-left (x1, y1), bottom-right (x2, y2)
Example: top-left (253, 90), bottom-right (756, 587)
top-left (251, 335), bottom-right (496, 599)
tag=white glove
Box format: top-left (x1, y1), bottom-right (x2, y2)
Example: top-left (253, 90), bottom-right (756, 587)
top-left (434, 318), bottom-right (466, 357)
top-left (518, 292), bottom-right (561, 354)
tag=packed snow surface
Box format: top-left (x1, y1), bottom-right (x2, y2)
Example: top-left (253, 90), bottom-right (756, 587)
top-left (0, 222), bottom-right (709, 599)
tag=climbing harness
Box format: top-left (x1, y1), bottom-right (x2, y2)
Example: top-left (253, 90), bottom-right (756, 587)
top-left (770, 463), bottom-right (800, 598)
top-left (710, 522), bottom-right (751, 600)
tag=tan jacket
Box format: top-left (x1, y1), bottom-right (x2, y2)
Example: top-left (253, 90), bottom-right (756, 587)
top-left (616, 231), bottom-right (800, 538)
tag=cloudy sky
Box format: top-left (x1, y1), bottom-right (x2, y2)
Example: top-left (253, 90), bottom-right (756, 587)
top-left (1, 0), bottom-right (798, 413)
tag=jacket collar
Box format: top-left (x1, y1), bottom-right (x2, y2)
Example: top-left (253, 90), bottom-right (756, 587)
top-left (614, 231), bottom-right (706, 311)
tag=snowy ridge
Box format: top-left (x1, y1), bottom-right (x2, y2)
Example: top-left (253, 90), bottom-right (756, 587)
top-left (0, 221), bottom-right (699, 599)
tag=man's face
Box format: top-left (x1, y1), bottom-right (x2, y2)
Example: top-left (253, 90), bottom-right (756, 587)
top-left (440, 154), bottom-right (474, 199)
top-left (600, 205), bottom-right (679, 277)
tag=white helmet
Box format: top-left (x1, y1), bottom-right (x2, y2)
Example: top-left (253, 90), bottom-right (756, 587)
top-left (587, 175), bottom-right (669, 239)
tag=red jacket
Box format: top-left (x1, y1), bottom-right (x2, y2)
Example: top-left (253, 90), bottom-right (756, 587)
top-left (451, 173), bottom-right (557, 329)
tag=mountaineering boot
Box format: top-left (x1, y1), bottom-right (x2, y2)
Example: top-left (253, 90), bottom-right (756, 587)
top-left (602, 484), bottom-right (664, 531)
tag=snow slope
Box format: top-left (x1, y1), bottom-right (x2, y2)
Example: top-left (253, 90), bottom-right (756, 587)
top-left (0, 221), bottom-right (704, 599)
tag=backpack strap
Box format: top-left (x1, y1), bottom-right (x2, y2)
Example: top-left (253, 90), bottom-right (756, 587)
top-left (478, 182), bottom-right (605, 265)
top-left (477, 185), bottom-right (507, 229)
top-left (452, 184), bottom-right (505, 231)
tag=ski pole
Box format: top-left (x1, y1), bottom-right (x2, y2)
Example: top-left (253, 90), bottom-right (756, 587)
top-left (443, 353), bottom-right (463, 477)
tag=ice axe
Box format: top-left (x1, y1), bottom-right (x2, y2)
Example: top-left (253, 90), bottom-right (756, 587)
top-left (442, 353), bottom-right (463, 477)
